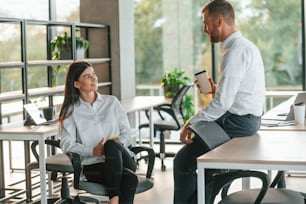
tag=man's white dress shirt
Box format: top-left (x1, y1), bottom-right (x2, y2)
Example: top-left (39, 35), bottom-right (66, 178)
top-left (190, 31), bottom-right (265, 124)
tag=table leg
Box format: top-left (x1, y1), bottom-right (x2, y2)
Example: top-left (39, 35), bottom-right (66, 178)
top-left (38, 138), bottom-right (47, 204)
top-left (149, 106), bottom-right (154, 147)
top-left (137, 111), bottom-right (142, 146)
top-left (0, 140), bottom-right (4, 198)
top-left (24, 141), bottom-right (31, 169)
top-left (197, 164), bottom-right (205, 204)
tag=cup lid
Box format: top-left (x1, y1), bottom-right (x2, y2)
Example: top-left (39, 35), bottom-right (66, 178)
top-left (194, 70), bottom-right (207, 76)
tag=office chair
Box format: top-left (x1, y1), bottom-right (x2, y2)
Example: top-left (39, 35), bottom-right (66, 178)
top-left (188, 121), bottom-right (304, 204)
top-left (209, 170), bottom-right (304, 204)
top-left (67, 145), bottom-right (155, 203)
top-left (139, 85), bottom-right (192, 171)
top-left (25, 139), bottom-right (96, 203)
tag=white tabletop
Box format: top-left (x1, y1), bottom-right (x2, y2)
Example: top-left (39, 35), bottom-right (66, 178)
top-left (0, 122), bottom-right (58, 138)
top-left (120, 96), bottom-right (168, 113)
top-left (0, 121), bottom-right (58, 203)
top-left (198, 131), bottom-right (306, 167)
top-left (261, 95), bottom-right (306, 131)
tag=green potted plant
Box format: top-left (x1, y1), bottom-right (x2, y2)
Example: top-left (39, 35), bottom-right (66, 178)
top-left (160, 67), bottom-right (194, 121)
top-left (50, 30), bottom-right (89, 86)
top-left (161, 68), bottom-right (191, 98)
top-left (182, 94), bottom-right (194, 122)
top-left (50, 30), bottom-right (89, 60)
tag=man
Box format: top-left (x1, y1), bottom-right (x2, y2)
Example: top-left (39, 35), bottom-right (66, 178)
top-left (173, 0), bottom-right (265, 203)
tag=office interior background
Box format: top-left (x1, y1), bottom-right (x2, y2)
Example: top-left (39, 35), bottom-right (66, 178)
top-left (0, 0), bottom-right (305, 121)
top-left (1, 1), bottom-right (306, 203)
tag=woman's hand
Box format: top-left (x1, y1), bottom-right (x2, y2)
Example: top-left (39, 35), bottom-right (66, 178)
top-left (180, 122), bottom-right (193, 144)
top-left (93, 138), bottom-right (105, 156)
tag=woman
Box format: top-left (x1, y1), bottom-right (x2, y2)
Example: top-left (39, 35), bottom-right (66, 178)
top-left (59, 61), bottom-right (138, 204)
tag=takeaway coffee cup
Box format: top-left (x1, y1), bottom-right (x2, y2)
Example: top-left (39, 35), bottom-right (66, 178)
top-left (293, 102), bottom-right (305, 125)
top-left (194, 70), bottom-right (212, 94)
top-left (42, 107), bottom-right (55, 121)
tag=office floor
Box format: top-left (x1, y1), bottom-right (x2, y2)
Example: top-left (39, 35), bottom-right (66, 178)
top-left (3, 133), bottom-right (306, 204)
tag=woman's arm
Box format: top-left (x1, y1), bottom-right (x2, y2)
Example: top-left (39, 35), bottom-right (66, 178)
top-left (60, 116), bottom-right (93, 156)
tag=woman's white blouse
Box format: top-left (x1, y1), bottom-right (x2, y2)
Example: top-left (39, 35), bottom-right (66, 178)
top-left (60, 93), bottom-right (133, 165)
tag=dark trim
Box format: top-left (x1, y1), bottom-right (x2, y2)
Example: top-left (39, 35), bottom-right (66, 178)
top-left (211, 43), bottom-right (218, 82)
top-left (302, 0), bottom-right (306, 90)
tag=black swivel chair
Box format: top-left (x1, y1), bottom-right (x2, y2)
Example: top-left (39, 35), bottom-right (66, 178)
top-left (139, 85), bottom-right (192, 171)
top-left (209, 170), bottom-right (304, 204)
top-left (188, 121), bottom-right (304, 204)
top-left (67, 145), bottom-right (155, 203)
top-left (25, 139), bottom-right (75, 203)
top-left (26, 139), bottom-right (153, 204)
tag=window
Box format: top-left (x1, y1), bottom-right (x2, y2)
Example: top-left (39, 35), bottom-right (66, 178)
top-left (134, 0), bottom-right (304, 101)
top-left (0, 0), bottom-right (80, 91)
top-left (134, 0), bottom-right (210, 97)
top-left (234, 0), bottom-right (302, 91)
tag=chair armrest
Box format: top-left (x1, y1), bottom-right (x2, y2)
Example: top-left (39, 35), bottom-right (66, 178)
top-left (270, 170), bottom-right (285, 188)
top-left (154, 104), bottom-right (171, 120)
top-left (156, 105), bottom-right (175, 119)
top-left (130, 146), bottom-right (155, 178)
top-left (68, 147), bottom-right (155, 188)
top-left (210, 170), bottom-right (270, 204)
top-left (31, 139), bottom-right (61, 162)
top-left (143, 103), bottom-right (172, 121)
top-left (67, 152), bottom-right (82, 189)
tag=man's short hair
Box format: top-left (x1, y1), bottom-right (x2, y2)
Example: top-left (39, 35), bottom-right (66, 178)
top-left (202, 0), bottom-right (235, 26)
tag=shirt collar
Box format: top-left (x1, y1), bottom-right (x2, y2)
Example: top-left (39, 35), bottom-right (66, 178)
top-left (221, 31), bottom-right (242, 50)
top-left (77, 92), bottom-right (104, 106)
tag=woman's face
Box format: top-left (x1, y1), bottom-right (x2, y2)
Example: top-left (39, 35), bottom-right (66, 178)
top-left (74, 66), bottom-right (98, 93)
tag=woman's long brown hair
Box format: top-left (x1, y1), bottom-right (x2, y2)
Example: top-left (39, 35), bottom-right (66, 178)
top-left (58, 61), bottom-right (92, 126)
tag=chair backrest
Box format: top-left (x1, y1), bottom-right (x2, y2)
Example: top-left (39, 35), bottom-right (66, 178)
top-left (171, 85), bottom-right (192, 114)
top-left (188, 121), bottom-right (230, 150)
top-left (31, 139), bottom-right (60, 162)
top-left (169, 85), bottom-right (192, 125)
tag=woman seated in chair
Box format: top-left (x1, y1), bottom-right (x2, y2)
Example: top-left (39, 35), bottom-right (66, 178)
top-left (59, 61), bottom-right (138, 204)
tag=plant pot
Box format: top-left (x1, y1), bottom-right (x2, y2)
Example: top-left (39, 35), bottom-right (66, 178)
top-left (163, 84), bottom-right (180, 98)
top-left (76, 48), bottom-right (85, 59)
top-left (60, 48), bottom-right (72, 59)
top-left (59, 48), bottom-right (85, 59)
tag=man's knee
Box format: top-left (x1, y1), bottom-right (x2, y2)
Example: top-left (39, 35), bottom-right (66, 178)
top-left (173, 150), bottom-right (185, 170)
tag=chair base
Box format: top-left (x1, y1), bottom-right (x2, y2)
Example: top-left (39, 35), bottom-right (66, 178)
top-left (31, 197), bottom-right (97, 204)
top-left (155, 152), bottom-right (176, 171)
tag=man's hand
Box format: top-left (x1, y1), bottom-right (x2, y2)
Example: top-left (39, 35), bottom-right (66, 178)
top-left (93, 138), bottom-right (105, 156)
top-left (180, 123), bottom-right (193, 144)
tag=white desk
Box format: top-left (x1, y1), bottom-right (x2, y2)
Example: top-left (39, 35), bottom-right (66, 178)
top-left (121, 96), bottom-right (169, 147)
top-left (0, 122), bottom-right (58, 204)
top-left (261, 95), bottom-right (306, 131)
top-left (0, 96), bottom-right (166, 203)
top-left (197, 131), bottom-right (306, 203)
top-left (265, 90), bottom-right (299, 111)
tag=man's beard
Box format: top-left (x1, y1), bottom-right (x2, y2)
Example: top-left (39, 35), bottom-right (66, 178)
top-left (210, 34), bottom-right (219, 43)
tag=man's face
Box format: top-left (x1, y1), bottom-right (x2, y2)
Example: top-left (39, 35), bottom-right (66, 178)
top-left (202, 11), bottom-right (220, 43)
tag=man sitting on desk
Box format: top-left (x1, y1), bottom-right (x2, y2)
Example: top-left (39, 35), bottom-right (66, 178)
top-left (173, 0), bottom-right (266, 203)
